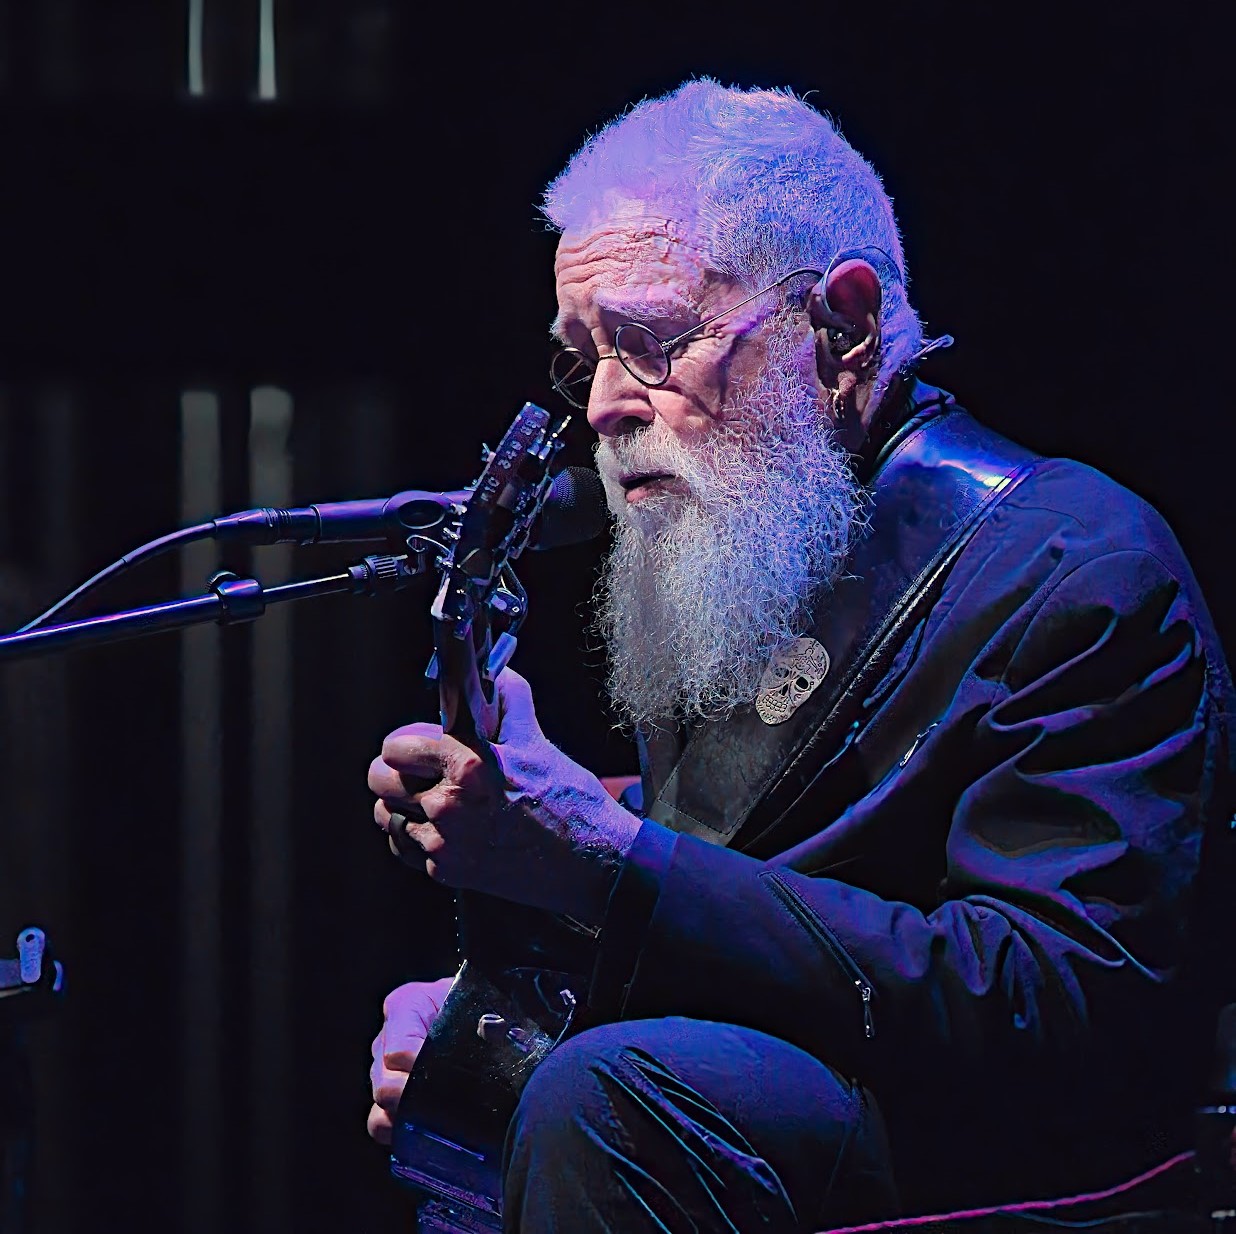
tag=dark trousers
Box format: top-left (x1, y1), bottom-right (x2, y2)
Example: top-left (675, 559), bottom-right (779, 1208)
top-left (503, 1017), bottom-right (897, 1233)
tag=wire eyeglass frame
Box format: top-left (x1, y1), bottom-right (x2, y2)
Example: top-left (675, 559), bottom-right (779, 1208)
top-left (549, 265), bottom-right (824, 409)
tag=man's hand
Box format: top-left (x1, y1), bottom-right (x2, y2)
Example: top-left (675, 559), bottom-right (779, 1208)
top-left (368, 668), bottom-right (642, 925)
top-left (367, 976), bottom-right (455, 1145)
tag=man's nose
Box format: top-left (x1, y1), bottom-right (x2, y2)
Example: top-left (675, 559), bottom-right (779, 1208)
top-left (585, 359), bottom-right (655, 439)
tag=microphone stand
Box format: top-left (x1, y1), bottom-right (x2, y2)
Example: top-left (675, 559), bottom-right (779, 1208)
top-left (0, 550), bottom-right (425, 664)
top-left (0, 929), bottom-right (62, 1234)
top-left (0, 547), bottom-right (427, 1232)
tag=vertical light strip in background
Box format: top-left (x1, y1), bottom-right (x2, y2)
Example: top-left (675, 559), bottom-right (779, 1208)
top-left (30, 387), bottom-right (75, 1234)
top-left (257, 0), bottom-right (277, 100)
top-left (179, 390), bottom-right (223, 1234)
top-left (248, 385), bottom-right (294, 1234)
top-left (185, 0), bottom-right (205, 97)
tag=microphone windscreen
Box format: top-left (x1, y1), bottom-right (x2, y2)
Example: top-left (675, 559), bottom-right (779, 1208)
top-left (534, 466), bottom-right (609, 550)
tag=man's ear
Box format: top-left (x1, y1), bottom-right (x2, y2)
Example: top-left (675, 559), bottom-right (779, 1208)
top-left (808, 258), bottom-right (882, 383)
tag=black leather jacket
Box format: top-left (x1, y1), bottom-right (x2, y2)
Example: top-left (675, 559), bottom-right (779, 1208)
top-left (590, 389), bottom-right (1235, 1210)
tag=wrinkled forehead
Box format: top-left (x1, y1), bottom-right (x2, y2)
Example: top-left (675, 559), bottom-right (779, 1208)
top-left (553, 197), bottom-right (718, 320)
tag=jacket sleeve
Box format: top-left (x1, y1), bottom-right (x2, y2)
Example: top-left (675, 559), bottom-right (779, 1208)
top-left (588, 547), bottom-right (1222, 1096)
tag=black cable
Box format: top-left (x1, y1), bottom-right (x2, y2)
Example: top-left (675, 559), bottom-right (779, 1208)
top-left (15, 522), bottom-right (218, 633)
top-left (823, 1152), bottom-right (1197, 1232)
top-left (1010, 1210), bottom-right (1180, 1229)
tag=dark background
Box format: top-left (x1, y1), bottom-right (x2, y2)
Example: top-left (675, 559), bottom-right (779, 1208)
top-left (0, 2), bottom-right (1229, 1231)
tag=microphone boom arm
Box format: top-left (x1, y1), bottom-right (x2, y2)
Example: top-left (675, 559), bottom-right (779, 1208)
top-left (0, 551), bottom-right (426, 665)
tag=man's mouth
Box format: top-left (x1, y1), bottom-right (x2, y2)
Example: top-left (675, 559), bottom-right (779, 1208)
top-left (620, 472), bottom-right (676, 500)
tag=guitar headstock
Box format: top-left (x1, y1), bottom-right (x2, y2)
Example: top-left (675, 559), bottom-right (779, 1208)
top-left (421, 402), bottom-right (570, 739)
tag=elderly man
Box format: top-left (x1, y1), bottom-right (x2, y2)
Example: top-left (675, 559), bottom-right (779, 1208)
top-left (366, 80), bottom-right (1234, 1231)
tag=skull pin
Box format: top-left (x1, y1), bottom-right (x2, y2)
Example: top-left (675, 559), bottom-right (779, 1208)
top-left (755, 637), bottom-right (831, 726)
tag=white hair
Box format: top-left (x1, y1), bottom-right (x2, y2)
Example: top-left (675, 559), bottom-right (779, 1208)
top-left (543, 78), bottom-right (924, 378)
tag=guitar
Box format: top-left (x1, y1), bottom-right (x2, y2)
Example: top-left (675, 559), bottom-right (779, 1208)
top-left (388, 403), bottom-right (603, 1233)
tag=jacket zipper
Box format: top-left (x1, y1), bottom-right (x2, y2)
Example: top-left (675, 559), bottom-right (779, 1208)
top-left (898, 721), bottom-right (940, 769)
top-left (763, 870), bottom-right (875, 1040)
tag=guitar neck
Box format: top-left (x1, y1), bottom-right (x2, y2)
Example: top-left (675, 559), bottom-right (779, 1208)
top-left (434, 617), bottom-right (497, 748)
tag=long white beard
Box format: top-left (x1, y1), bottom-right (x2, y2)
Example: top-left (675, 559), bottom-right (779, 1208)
top-left (594, 325), bottom-right (865, 729)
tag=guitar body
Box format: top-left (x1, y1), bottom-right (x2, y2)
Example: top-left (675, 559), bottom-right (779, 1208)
top-left (390, 941), bottom-right (593, 1227)
top-left (386, 404), bottom-right (599, 1230)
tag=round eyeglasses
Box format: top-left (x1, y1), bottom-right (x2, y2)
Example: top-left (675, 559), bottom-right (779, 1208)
top-left (549, 266), bottom-right (824, 410)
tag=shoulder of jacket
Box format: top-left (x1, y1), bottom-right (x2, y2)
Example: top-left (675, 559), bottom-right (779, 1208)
top-left (999, 455), bottom-right (1184, 560)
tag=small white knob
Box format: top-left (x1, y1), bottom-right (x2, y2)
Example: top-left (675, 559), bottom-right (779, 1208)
top-left (477, 1012), bottom-right (507, 1043)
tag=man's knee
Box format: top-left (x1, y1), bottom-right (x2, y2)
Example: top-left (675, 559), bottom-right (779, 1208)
top-left (505, 1016), bottom-right (895, 1229)
top-left (506, 1018), bottom-right (809, 1230)
top-left (511, 1014), bottom-right (861, 1149)
top-left (509, 1018), bottom-right (651, 1151)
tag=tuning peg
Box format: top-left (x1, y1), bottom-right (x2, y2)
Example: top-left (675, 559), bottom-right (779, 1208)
top-left (480, 443), bottom-right (492, 462)
top-left (490, 589), bottom-right (523, 617)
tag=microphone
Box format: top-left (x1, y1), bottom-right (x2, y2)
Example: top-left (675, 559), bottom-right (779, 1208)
top-left (524, 465), bottom-right (608, 550)
top-left (212, 465), bottom-right (608, 551)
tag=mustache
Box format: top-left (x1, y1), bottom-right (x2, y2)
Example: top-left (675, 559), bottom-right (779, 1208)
top-left (596, 414), bottom-right (762, 510)
top-left (594, 425), bottom-right (706, 519)
top-left (596, 425), bottom-right (690, 483)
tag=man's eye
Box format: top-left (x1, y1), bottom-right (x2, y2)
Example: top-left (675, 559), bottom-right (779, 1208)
top-left (618, 329), bottom-right (662, 361)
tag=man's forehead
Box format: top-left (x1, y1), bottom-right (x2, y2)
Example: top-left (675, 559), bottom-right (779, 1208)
top-left (553, 200), bottom-right (714, 315)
